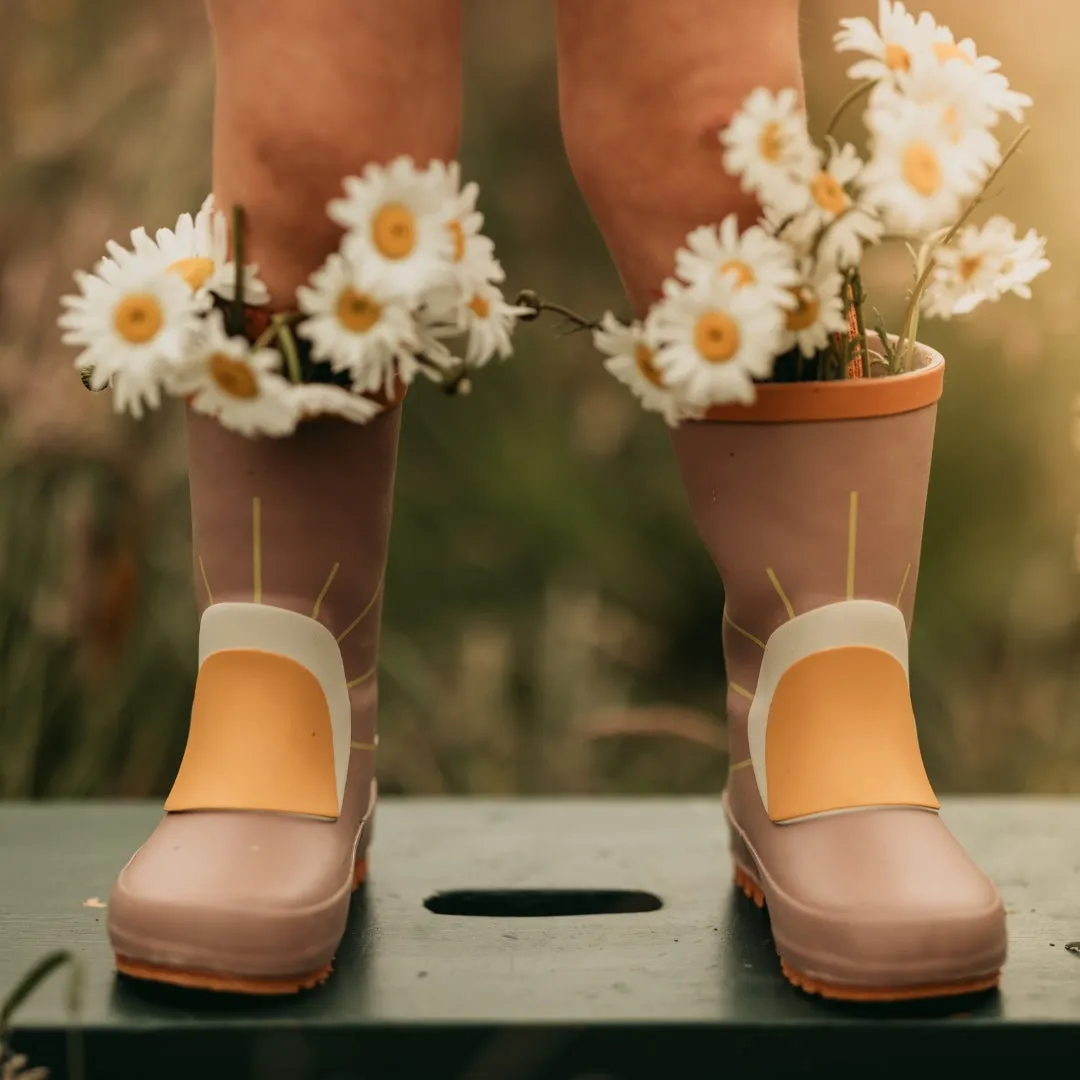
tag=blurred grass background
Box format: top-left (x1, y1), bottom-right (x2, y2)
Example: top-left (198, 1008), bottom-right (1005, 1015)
top-left (1, 0), bottom-right (1079, 799)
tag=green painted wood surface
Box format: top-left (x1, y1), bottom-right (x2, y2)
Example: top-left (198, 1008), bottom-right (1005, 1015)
top-left (1, 797), bottom-right (1079, 1078)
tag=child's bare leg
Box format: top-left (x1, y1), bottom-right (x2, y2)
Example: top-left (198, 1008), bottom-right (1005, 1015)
top-left (208, 0), bottom-right (462, 301)
top-left (556, 0), bottom-right (802, 314)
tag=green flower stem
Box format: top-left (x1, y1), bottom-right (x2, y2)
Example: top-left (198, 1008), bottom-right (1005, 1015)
top-left (825, 80), bottom-right (875, 138)
top-left (274, 317), bottom-right (303, 384)
top-left (514, 290), bottom-right (598, 333)
top-left (894, 126), bottom-right (1030, 372)
top-left (0, 949), bottom-right (84, 1080)
top-left (231, 205), bottom-right (246, 336)
top-left (252, 322), bottom-right (278, 351)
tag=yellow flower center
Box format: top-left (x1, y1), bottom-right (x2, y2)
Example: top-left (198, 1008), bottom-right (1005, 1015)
top-left (959, 255), bottom-right (983, 281)
top-left (468, 294), bottom-right (491, 318)
top-left (810, 171), bottom-right (849, 214)
top-left (372, 203), bottom-right (416, 260)
top-left (336, 287), bottom-right (382, 333)
top-left (933, 41), bottom-right (973, 65)
top-left (694, 312), bottom-right (741, 363)
top-left (167, 256), bottom-right (215, 292)
top-left (208, 352), bottom-right (259, 399)
top-left (719, 260), bottom-right (756, 287)
top-left (634, 343), bottom-right (665, 387)
top-left (448, 219), bottom-right (466, 262)
top-left (902, 141), bottom-right (943, 197)
top-left (758, 122), bottom-right (785, 163)
top-left (785, 288), bottom-right (820, 331)
top-left (113, 293), bottom-right (164, 344)
top-left (884, 42), bottom-right (912, 71)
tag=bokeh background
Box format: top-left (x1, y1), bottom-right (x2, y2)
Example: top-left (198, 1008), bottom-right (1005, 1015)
top-left (2, 0), bottom-right (1079, 800)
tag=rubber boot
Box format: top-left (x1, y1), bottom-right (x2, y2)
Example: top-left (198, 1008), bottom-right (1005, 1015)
top-left (670, 345), bottom-right (1007, 1002)
top-left (107, 404), bottom-right (399, 993)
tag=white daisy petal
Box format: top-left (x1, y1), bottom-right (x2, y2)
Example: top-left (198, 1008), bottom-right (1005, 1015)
top-left (833, 1), bottom-right (939, 82)
top-left (329, 156), bottom-right (454, 300)
top-left (594, 311), bottom-right (695, 426)
top-left (288, 382), bottom-right (382, 425)
top-left (778, 258), bottom-right (848, 358)
top-left (296, 252), bottom-right (419, 395)
top-left (719, 87), bottom-right (817, 207)
top-left (860, 93), bottom-right (987, 235)
top-left (922, 215), bottom-right (1049, 318)
top-left (675, 213), bottom-right (801, 303)
top-left (771, 143), bottom-right (884, 269)
top-left (153, 194), bottom-right (269, 304)
top-left (458, 281), bottom-right (526, 368)
top-left (57, 243), bottom-right (203, 416)
top-left (168, 312), bottom-right (300, 437)
top-left (647, 274), bottom-right (786, 409)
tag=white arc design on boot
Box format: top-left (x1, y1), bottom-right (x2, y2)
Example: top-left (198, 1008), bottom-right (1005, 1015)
top-left (198, 602), bottom-right (352, 813)
top-left (747, 600), bottom-right (921, 822)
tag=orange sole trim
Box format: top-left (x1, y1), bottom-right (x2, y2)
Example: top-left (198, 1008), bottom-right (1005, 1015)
top-left (114, 955), bottom-right (333, 995)
top-left (733, 861), bottom-right (1000, 1003)
top-left (114, 853), bottom-right (369, 996)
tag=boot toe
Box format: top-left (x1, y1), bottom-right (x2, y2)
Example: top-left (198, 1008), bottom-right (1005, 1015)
top-left (108, 810), bottom-right (355, 982)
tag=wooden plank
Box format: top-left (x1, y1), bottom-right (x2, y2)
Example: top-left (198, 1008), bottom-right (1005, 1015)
top-left (1, 797), bottom-right (1079, 1078)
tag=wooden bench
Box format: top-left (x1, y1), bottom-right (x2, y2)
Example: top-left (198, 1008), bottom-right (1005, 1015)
top-left (1, 798), bottom-right (1078, 1078)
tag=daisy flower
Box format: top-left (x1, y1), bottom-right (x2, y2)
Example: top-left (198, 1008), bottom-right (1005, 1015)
top-left (779, 259), bottom-right (848, 358)
top-left (648, 275), bottom-right (785, 408)
top-left (775, 142), bottom-right (884, 269)
top-left (594, 311), bottom-right (692, 426)
top-left (329, 156), bottom-right (454, 300)
top-left (58, 243), bottom-right (202, 416)
top-left (996, 224), bottom-right (1051, 300)
top-left (288, 382), bottom-right (381, 425)
top-left (927, 24), bottom-right (1031, 123)
top-left (719, 88), bottom-right (817, 207)
top-left (834, 1), bottom-right (938, 82)
top-left (297, 253), bottom-right (419, 397)
top-left (922, 216), bottom-right (1049, 318)
top-left (428, 160), bottom-right (504, 295)
top-left (456, 281), bottom-right (527, 368)
top-left (169, 312), bottom-right (299, 437)
top-left (860, 95), bottom-right (987, 235)
top-left (886, 61), bottom-right (1002, 177)
top-left (675, 214), bottom-right (800, 306)
top-left (154, 194), bottom-right (270, 304)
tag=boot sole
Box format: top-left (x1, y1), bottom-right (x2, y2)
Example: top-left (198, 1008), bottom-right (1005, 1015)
top-left (732, 861), bottom-right (1001, 1002)
top-left (113, 853), bottom-right (368, 996)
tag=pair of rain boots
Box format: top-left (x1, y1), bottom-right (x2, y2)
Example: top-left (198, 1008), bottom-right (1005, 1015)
top-left (108, 339), bottom-right (1007, 1000)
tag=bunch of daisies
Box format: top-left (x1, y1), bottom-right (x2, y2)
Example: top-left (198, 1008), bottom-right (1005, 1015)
top-left (59, 157), bottom-right (525, 437)
top-left (596, 0), bottom-right (1049, 426)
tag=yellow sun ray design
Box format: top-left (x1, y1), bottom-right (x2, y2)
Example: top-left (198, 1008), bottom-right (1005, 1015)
top-left (724, 609), bottom-right (766, 650)
top-left (337, 571), bottom-right (385, 645)
top-left (346, 666), bottom-right (376, 690)
top-left (846, 490), bottom-right (858, 600)
top-left (252, 496), bottom-right (262, 604)
top-left (896, 562), bottom-right (912, 607)
top-left (729, 682), bottom-right (755, 702)
top-left (765, 567), bottom-right (795, 620)
top-left (312, 562), bottom-right (340, 620)
top-left (198, 555), bottom-right (214, 607)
